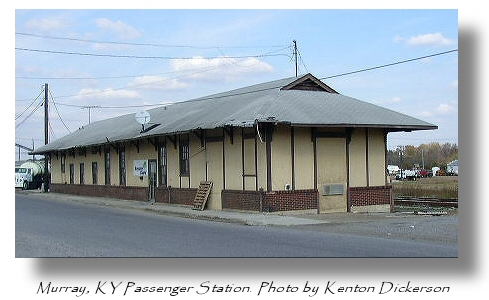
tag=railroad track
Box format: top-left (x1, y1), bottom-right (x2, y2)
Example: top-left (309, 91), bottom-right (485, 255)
top-left (394, 197), bottom-right (458, 208)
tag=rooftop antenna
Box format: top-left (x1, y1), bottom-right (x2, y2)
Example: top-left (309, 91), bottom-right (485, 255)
top-left (135, 110), bottom-right (151, 132)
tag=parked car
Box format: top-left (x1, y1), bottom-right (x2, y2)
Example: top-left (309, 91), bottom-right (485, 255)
top-left (395, 169), bottom-right (417, 180)
top-left (436, 169), bottom-right (447, 176)
top-left (418, 169), bottom-right (429, 178)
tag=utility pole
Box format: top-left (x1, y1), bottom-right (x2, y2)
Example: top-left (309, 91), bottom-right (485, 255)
top-left (43, 83), bottom-right (49, 192)
top-left (293, 40), bottom-right (298, 77)
top-left (421, 148), bottom-right (425, 169)
top-left (82, 105), bottom-right (100, 124)
top-left (15, 143), bottom-right (33, 162)
top-left (44, 83), bottom-right (48, 146)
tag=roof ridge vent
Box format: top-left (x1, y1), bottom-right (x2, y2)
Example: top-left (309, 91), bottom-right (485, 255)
top-left (281, 73), bottom-right (338, 93)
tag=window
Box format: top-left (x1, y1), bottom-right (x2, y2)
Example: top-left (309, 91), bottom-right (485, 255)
top-left (79, 163), bottom-right (85, 185)
top-left (119, 149), bottom-right (126, 186)
top-left (92, 162), bottom-right (98, 185)
top-left (179, 139), bottom-right (190, 176)
top-left (159, 145), bottom-right (167, 186)
top-left (61, 154), bottom-right (66, 173)
top-left (104, 149), bottom-right (111, 185)
top-left (69, 164), bottom-right (74, 184)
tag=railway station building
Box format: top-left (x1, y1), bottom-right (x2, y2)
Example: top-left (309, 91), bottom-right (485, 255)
top-left (32, 74), bottom-right (437, 213)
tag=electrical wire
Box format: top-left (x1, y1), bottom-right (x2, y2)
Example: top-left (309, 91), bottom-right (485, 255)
top-left (48, 121), bottom-right (56, 141)
top-left (296, 47), bottom-right (309, 75)
top-left (16, 49), bottom-right (458, 110)
top-left (15, 100), bottom-right (43, 129)
top-left (55, 102), bottom-right (168, 109)
top-left (320, 49), bottom-right (458, 80)
top-left (33, 61), bottom-right (274, 104)
top-left (49, 89), bottom-right (72, 133)
top-left (15, 47), bottom-right (290, 60)
top-left (15, 88), bottom-right (44, 120)
top-left (16, 32), bottom-right (288, 50)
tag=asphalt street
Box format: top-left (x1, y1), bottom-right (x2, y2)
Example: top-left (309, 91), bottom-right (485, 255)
top-left (15, 191), bottom-right (458, 257)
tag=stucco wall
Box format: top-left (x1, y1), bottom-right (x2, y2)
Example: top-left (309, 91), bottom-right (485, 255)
top-left (47, 125), bottom-right (388, 213)
top-left (223, 128), bottom-right (242, 190)
top-left (189, 134), bottom-right (206, 188)
top-left (271, 125), bottom-right (292, 191)
top-left (166, 138), bottom-right (180, 188)
top-left (316, 136), bottom-right (347, 212)
top-left (126, 141), bottom-right (157, 187)
top-left (243, 128), bottom-right (257, 190)
top-left (293, 127), bottom-right (314, 190)
top-left (256, 133), bottom-right (267, 191)
top-left (368, 128), bottom-right (387, 186)
top-left (206, 133), bottom-right (224, 210)
top-left (349, 128), bottom-right (367, 187)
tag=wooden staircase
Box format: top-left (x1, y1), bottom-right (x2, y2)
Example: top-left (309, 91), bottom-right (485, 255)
top-left (192, 181), bottom-right (213, 210)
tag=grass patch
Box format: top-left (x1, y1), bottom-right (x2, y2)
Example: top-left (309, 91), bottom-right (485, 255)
top-left (391, 176), bottom-right (458, 200)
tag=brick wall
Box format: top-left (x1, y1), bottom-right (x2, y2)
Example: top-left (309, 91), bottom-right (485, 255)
top-left (51, 184), bottom-right (197, 205)
top-left (159, 187), bottom-right (197, 206)
top-left (221, 190), bottom-right (319, 212)
top-left (51, 183), bottom-right (148, 201)
top-left (222, 189), bottom-right (318, 212)
top-left (349, 185), bottom-right (393, 210)
top-left (51, 184), bottom-right (319, 212)
top-left (222, 190), bottom-right (263, 211)
top-left (264, 190), bottom-right (318, 212)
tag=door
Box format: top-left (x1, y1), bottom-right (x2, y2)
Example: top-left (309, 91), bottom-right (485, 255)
top-left (148, 159), bottom-right (157, 202)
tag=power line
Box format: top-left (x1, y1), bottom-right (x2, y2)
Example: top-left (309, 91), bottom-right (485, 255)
top-left (15, 47), bottom-right (290, 60)
top-left (16, 49), bottom-right (458, 109)
top-left (320, 49), bottom-right (458, 80)
top-left (178, 49), bottom-right (459, 104)
top-left (15, 53), bottom-right (279, 81)
top-left (15, 63), bottom-right (235, 101)
top-left (296, 47), bottom-right (309, 75)
top-left (15, 87), bottom-right (44, 120)
top-left (48, 121), bottom-right (57, 141)
top-left (15, 46), bottom-right (290, 94)
top-left (23, 49), bottom-right (283, 103)
top-left (49, 89), bottom-right (71, 133)
top-left (16, 32), bottom-right (288, 50)
top-left (55, 102), bottom-right (168, 109)
top-left (15, 99), bottom-right (43, 129)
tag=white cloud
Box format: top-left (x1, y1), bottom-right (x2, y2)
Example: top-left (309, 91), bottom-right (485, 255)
top-left (419, 111), bottom-right (434, 117)
top-left (395, 33), bottom-right (456, 47)
top-left (170, 56), bottom-right (274, 82)
top-left (436, 103), bottom-right (455, 114)
top-left (94, 18), bottom-right (140, 39)
top-left (25, 18), bottom-right (66, 32)
top-left (416, 103), bottom-right (455, 118)
top-left (389, 96), bottom-right (402, 103)
top-left (73, 88), bottom-right (141, 100)
top-left (408, 33), bottom-right (455, 46)
top-left (129, 76), bottom-right (188, 90)
top-left (451, 79), bottom-right (458, 88)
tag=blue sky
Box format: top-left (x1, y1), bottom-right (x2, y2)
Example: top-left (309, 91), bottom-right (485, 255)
top-left (14, 9), bottom-right (458, 159)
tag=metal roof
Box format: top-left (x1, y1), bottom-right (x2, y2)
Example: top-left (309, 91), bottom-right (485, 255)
top-left (32, 73), bottom-right (437, 154)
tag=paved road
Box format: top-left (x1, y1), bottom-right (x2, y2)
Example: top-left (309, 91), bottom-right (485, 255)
top-left (15, 192), bottom-right (458, 257)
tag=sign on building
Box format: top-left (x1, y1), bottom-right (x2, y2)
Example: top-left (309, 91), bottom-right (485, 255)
top-left (133, 160), bottom-right (148, 176)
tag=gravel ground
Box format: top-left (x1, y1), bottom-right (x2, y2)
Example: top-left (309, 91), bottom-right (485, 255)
top-left (288, 211), bottom-right (458, 244)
